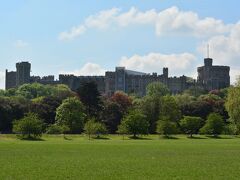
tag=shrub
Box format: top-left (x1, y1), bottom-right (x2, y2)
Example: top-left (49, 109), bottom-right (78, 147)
top-left (46, 124), bottom-right (64, 134)
top-left (200, 113), bottom-right (224, 137)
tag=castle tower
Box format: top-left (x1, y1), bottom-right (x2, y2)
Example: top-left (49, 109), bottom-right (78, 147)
top-left (163, 67), bottom-right (168, 78)
top-left (16, 62), bottom-right (31, 86)
top-left (5, 69), bottom-right (17, 89)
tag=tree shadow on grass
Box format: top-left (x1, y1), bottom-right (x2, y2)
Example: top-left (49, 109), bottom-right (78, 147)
top-left (93, 136), bottom-right (110, 140)
top-left (205, 135), bottom-right (235, 139)
top-left (187, 136), bottom-right (207, 139)
top-left (18, 136), bottom-right (45, 141)
top-left (63, 136), bottom-right (72, 141)
top-left (129, 136), bottom-right (152, 140)
top-left (159, 136), bottom-right (179, 140)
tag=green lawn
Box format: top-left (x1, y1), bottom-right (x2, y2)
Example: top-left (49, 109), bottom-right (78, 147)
top-left (0, 135), bottom-right (240, 180)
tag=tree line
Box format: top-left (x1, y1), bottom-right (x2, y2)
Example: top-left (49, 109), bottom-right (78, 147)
top-left (0, 79), bottom-right (239, 139)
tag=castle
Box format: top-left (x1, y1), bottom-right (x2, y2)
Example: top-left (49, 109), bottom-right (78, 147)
top-left (5, 57), bottom-right (230, 96)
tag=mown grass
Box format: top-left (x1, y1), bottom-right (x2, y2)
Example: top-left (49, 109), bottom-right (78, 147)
top-left (0, 135), bottom-right (240, 180)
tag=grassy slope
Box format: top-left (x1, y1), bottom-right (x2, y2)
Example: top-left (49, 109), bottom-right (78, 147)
top-left (0, 135), bottom-right (240, 180)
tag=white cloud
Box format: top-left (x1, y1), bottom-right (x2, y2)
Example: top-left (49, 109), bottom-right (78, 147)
top-left (0, 71), bottom-right (5, 90)
top-left (59, 6), bottom-right (233, 40)
top-left (119, 52), bottom-right (197, 76)
top-left (85, 8), bottom-right (120, 29)
top-left (60, 62), bottom-right (105, 76)
top-left (13, 40), bottom-right (29, 48)
top-left (197, 22), bottom-right (240, 83)
top-left (58, 25), bottom-right (86, 41)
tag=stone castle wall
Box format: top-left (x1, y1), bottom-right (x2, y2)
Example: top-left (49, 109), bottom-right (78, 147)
top-left (5, 58), bottom-right (231, 96)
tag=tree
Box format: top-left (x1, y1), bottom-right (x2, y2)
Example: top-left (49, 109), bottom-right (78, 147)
top-left (225, 85), bottom-right (240, 133)
top-left (160, 95), bottom-right (181, 122)
top-left (137, 96), bottom-right (161, 133)
top-left (30, 96), bottom-right (61, 126)
top-left (118, 110), bottom-right (149, 138)
top-left (84, 119), bottom-right (107, 139)
top-left (102, 92), bottom-right (132, 134)
top-left (55, 97), bottom-right (86, 134)
top-left (101, 100), bottom-right (122, 133)
top-left (200, 113), bottom-right (225, 137)
top-left (13, 113), bottom-right (43, 139)
top-left (117, 121), bottom-right (128, 140)
top-left (94, 122), bottom-right (107, 138)
top-left (146, 82), bottom-right (170, 97)
top-left (156, 118), bottom-right (178, 137)
top-left (0, 96), bottom-right (29, 133)
top-left (77, 81), bottom-right (102, 118)
top-left (110, 91), bottom-right (132, 113)
top-left (15, 83), bottom-right (74, 100)
top-left (180, 116), bottom-right (203, 137)
top-left (137, 82), bottom-right (170, 134)
top-left (178, 99), bottom-right (213, 120)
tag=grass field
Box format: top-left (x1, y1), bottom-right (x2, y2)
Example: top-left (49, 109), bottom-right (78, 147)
top-left (0, 135), bottom-right (240, 180)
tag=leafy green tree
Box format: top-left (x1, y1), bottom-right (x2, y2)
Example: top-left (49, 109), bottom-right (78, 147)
top-left (117, 121), bottom-right (128, 140)
top-left (146, 82), bottom-right (170, 97)
top-left (55, 97), bottom-right (86, 134)
top-left (0, 96), bottom-right (29, 133)
top-left (84, 119), bottom-right (107, 139)
top-left (178, 98), bottom-right (213, 120)
top-left (160, 95), bottom-right (181, 122)
top-left (94, 122), bottom-right (107, 138)
top-left (225, 85), bottom-right (240, 133)
top-left (180, 116), bottom-right (203, 137)
top-left (84, 119), bottom-right (96, 139)
top-left (137, 96), bottom-right (161, 133)
top-left (118, 110), bottom-right (149, 138)
top-left (15, 83), bottom-right (74, 100)
top-left (200, 113), bottom-right (225, 137)
top-left (13, 113), bottom-right (43, 139)
top-left (156, 118), bottom-right (178, 137)
top-left (30, 96), bottom-right (61, 126)
top-left (77, 81), bottom-right (102, 118)
top-left (137, 82), bottom-right (170, 134)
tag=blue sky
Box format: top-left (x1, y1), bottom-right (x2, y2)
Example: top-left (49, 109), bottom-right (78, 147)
top-left (1, 0), bottom-right (240, 89)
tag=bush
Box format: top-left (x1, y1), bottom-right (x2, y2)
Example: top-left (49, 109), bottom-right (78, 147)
top-left (46, 124), bottom-right (69, 134)
top-left (156, 118), bottom-right (178, 137)
top-left (223, 123), bottom-right (238, 135)
top-left (200, 113), bottom-right (224, 137)
top-left (13, 113), bottom-right (43, 139)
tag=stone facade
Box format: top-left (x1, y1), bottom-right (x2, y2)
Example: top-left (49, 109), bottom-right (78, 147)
top-left (5, 61), bottom-right (57, 89)
top-left (104, 67), bottom-right (190, 96)
top-left (5, 58), bottom-right (230, 96)
top-left (197, 58), bottom-right (230, 91)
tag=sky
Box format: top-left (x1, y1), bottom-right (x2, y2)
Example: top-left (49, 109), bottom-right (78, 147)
top-left (1, 0), bottom-right (240, 89)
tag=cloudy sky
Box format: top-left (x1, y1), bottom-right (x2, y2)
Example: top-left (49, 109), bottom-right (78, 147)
top-left (1, 0), bottom-right (240, 89)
